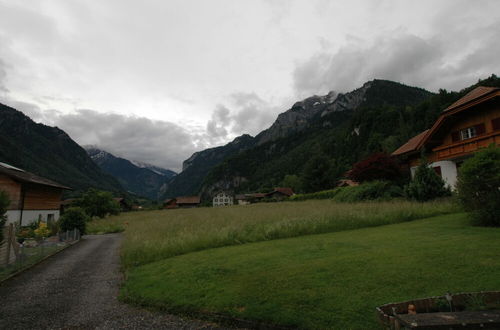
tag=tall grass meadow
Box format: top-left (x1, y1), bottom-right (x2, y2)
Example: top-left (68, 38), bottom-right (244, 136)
top-left (92, 199), bottom-right (459, 268)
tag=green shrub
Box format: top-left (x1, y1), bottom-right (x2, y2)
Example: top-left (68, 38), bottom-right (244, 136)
top-left (333, 181), bottom-right (403, 202)
top-left (290, 189), bottom-right (340, 201)
top-left (78, 188), bottom-right (120, 218)
top-left (59, 207), bottom-right (89, 234)
top-left (405, 160), bottom-right (450, 201)
top-left (0, 190), bottom-right (10, 242)
top-left (457, 145), bottom-right (500, 226)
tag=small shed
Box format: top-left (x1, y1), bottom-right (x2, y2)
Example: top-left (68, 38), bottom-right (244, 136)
top-left (336, 179), bottom-right (359, 187)
top-left (235, 194), bottom-right (250, 205)
top-left (163, 198), bottom-right (178, 209)
top-left (246, 193), bottom-right (267, 203)
top-left (175, 196), bottom-right (201, 208)
top-left (265, 187), bottom-right (295, 200)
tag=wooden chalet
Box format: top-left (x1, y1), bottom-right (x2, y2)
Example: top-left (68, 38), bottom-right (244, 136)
top-left (265, 187), bottom-right (295, 200)
top-left (0, 162), bottom-right (71, 226)
top-left (393, 86), bottom-right (500, 188)
top-left (163, 196), bottom-right (201, 209)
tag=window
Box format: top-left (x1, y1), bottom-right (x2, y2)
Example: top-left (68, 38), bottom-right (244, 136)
top-left (460, 126), bottom-right (477, 140)
top-left (47, 214), bottom-right (55, 224)
top-left (452, 123), bottom-right (485, 142)
top-left (493, 118), bottom-right (500, 131)
top-left (433, 166), bottom-right (442, 178)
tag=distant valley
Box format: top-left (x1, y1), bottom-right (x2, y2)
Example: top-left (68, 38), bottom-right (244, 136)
top-left (85, 147), bottom-right (176, 200)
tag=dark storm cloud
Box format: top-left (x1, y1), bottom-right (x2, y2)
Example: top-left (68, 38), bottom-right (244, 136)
top-left (293, 24), bottom-right (500, 95)
top-left (205, 92), bottom-right (278, 143)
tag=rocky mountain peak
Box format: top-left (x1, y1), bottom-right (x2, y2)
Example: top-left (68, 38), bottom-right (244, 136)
top-left (182, 134), bottom-right (255, 172)
top-left (255, 91), bottom-right (339, 145)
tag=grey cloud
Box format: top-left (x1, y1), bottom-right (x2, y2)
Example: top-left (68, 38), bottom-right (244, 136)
top-left (0, 102), bottom-right (200, 172)
top-left (50, 110), bottom-right (199, 172)
top-left (205, 92), bottom-right (279, 143)
top-left (293, 25), bottom-right (500, 95)
top-left (0, 58), bottom-right (8, 93)
top-left (206, 105), bottom-right (231, 143)
top-left (229, 92), bottom-right (277, 135)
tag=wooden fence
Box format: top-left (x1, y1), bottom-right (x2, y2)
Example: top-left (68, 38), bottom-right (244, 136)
top-left (0, 223), bottom-right (20, 267)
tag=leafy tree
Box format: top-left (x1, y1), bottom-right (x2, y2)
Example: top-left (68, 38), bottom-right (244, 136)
top-left (0, 190), bottom-right (10, 242)
top-left (77, 188), bottom-right (120, 218)
top-left (348, 152), bottom-right (402, 183)
top-left (59, 207), bottom-right (89, 234)
top-left (405, 159), bottom-right (450, 202)
top-left (457, 145), bottom-right (500, 226)
top-left (302, 153), bottom-right (335, 193)
top-left (281, 174), bottom-right (303, 193)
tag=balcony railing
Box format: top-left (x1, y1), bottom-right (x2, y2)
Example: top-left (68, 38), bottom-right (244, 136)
top-left (433, 131), bottom-right (500, 161)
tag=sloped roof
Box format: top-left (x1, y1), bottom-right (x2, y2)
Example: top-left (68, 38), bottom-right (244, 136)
top-left (0, 162), bottom-right (71, 190)
top-left (392, 130), bottom-right (429, 156)
top-left (336, 179), bottom-right (359, 187)
top-left (267, 187), bottom-right (294, 197)
top-left (393, 86), bottom-right (500, 157)
top-left (444, 86), bottom-right (499, 112)
top-left (176, 196), bottom-right (201, 204)
top-left (247, 193), bottom-right (266, 198)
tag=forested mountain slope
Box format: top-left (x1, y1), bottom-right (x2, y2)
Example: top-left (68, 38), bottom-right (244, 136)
top-left (0, 103), bottom-right (124, 195)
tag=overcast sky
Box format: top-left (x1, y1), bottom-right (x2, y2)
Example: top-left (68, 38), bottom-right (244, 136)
top-left (0, 0), bottom-right (499, 171)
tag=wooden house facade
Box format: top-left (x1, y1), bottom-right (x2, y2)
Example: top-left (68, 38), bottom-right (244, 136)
top-left (393, 86), bottom-right (500, 188)
top-left (0, 162), bottom-right (71, 226)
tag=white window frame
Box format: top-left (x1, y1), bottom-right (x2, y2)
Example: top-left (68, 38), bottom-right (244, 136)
top-left (460, 126), bottom-right (476, 140)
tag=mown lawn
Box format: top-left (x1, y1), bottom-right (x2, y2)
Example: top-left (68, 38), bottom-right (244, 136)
top-left (87, 199), bottom-right (458, 268)
top-left (121, 213), bottom-right (500, 329)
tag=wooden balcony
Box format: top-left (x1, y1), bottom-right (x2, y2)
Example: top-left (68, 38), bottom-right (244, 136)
top-left (432, 131), bottom-right (500, 161)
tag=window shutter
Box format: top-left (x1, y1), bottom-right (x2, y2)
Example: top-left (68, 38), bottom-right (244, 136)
top-left (433, 166), bottom-right (442, 177)
top-left (451, 131), bottom-right (460, 142)
top-left (474, 123), bottom-right (486, 135)
top-left (492, 118), bottom-right (500, 131)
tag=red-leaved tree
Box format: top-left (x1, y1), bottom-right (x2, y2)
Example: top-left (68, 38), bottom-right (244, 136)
top-left (347, 152), bottom-right (402, 183)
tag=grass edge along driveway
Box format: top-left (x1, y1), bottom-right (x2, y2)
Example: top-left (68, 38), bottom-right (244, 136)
top-left (121, 213), bottom-right (500, 329)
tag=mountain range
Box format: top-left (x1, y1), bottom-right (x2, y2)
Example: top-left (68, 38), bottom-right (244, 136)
top-left (1, 75), bottom-right (498, 201)
top-left (85, 147), bottom-right (176, 200)
top-left (163, 79), bottom-right (433, 198)
top-left (164, 76), bottom-right (500, 199)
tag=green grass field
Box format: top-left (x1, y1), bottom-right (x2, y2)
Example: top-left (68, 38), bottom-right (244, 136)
top-left (86, 199), bottom-right (492, 328)
top-left (88, 199), bottom-right (458, 268)
top-left (121, 213), bottom-right (500, 329)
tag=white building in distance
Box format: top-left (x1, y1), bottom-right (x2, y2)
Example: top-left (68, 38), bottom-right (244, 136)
top-left (212, 192), bottom-right (233, 207)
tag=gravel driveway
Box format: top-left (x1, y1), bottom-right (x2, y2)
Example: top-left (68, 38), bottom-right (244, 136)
top-left (0, 234), bottom-right (226, 329)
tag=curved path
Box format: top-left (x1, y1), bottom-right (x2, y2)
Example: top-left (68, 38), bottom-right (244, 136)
top-left (0, 234), bottom-right (226, 329)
